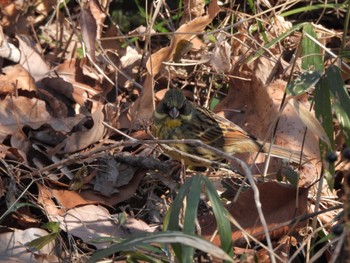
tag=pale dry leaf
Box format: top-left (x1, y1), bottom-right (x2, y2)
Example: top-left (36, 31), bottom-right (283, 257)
top-left (0, 228), bottom-right (57, 263)
top-left (0, 96), bottom-right (85, 142)
top-left (17, 35), bottom-right (50, 81)
top-left (210, 40), bottom-right (231, 73)
top-left (254, 56), bottom-right (276, 86)
top-left (60, 205), bottom-right (154, 249)
top-left (180, 0), bottom-right (205, 25)
top-left (93, 155), bottom-right (136, 196)
top-left (0, 38), bottom-right (21, 63)
top-left (80, 7), bottom-right (97, 61)
top-left (128, 25), bottom-right (156, 41)
top-left (120, 46), bottom-right (142, 69)
top-left (80, 169), bottom-right (147, 206)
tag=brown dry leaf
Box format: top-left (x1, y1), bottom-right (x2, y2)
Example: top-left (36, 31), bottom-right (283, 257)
top-left (0, 228), bottom-right (58, 263)
top-left (37, 183), bottom-right (96, 216)
top-left (0, 96), bottom-right (84, 142)
top-left (0, 65), bottom-right (37, 95)
top-left (146, 0), bottom-right (220, 76)
top-left (48, 59), bottom-right (100, 102)
top-left (200, 182), bottom-right (309, 246)
top-left (61, 102), bottom-right (106, 153)
top-left (37, 184), bottom-right (65, 217)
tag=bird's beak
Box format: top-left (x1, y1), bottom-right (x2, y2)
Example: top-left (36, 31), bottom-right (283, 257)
top-left (169, 107), bottom-right (179, 119)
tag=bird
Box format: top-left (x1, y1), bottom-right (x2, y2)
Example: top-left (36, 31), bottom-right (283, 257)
top-left (151, 89), bottom-right (307, 167)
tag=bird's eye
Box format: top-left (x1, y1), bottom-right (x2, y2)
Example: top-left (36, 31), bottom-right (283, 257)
top-left (179, 102), bottom-right (191, 115)
top-left (157, 102), bottom-right (169, 114)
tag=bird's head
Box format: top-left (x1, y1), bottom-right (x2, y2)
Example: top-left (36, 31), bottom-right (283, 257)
top-left (154, 89), bottom-right (192, 121)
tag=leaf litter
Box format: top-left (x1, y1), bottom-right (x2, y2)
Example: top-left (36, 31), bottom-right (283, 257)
top-left (0, 0), bottom-right (347, 262)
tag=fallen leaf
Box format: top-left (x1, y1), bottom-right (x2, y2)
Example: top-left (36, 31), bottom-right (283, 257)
top-left (17, 35), bottom-right (50, 81)
top-left (60, 205), bottom-right (154, 249)
top-left (80, 7), bottom-right (97, 61)
top-left (200, 182), bottom-right (309, 246)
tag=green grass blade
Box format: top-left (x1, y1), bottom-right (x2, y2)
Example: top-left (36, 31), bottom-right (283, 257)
top-left (202, 176), bottom-right (233, 260)
top-left (301, 23), bottom-right (323, 71)
top-left (326, 65), bottom-right (350, 146)
top-left (182, 175), bottom-right (202, 261)
top-left (87, 231), bottom-right (234, 263)
top-left (163, 177), bottom-right (192, 259)
top-left (245, 22), bottom-right (306, 63)
top-left (281, 3), bottom-right (346, 17)
top-left (315, 76), bottom-right (335, 163)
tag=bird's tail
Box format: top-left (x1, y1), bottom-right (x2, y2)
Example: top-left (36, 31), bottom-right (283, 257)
top-left (260, 141), bottom-right (309, 164)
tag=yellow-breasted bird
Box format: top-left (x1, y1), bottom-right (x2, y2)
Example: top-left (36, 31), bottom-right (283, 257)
top-left (152, 89), bottom-right (306, 166)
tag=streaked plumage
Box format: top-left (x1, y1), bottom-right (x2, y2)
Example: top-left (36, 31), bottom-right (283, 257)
top-left (152, 89), bottom-right (305, 166)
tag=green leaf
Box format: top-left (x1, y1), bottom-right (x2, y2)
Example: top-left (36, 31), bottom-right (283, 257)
top-left (26, 232), bottom-right (59, 250)
top-left (42, 221), bottom-right (60, 233)
top-left (286, 70), bottom-right (322, 96)
top-left (163, 176), bottom-right (192, 260)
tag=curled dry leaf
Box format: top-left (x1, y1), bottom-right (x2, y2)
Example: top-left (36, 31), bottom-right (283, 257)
top-left (88, 0), bottom-right (106, 40)
top-left (60, 102), bottom-right (106, 153)
top-left (80, 168), bottom-right (148, 206)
